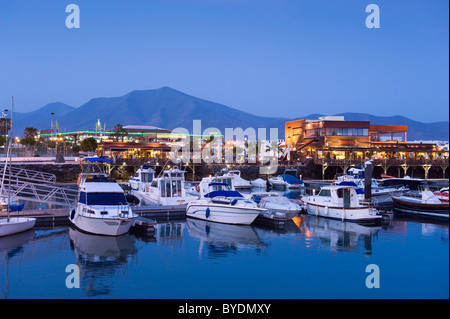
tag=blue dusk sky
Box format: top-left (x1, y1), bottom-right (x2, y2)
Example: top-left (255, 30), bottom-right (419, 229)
top-left (0, 0), bottom-right (448, 123)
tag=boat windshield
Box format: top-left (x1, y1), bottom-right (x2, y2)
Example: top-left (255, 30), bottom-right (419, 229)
top-left (80, 192), bottom-right (128, 205)
top-left (160, 179), bottom-right (183, 197)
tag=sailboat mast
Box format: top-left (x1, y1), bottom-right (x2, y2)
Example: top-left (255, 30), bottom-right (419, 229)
top-left (7, 97), bottom-right (13, 221)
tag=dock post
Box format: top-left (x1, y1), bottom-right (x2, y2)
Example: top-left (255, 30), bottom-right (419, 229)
top-left (364, 160), bottom-right (373, 202)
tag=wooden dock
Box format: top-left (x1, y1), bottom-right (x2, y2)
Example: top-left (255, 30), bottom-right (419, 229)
top-left (1, 205), bottom-right (187, 227)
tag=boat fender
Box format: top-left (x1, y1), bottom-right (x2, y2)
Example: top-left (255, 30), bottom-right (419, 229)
top-left (145, 184), bottom-right (150, 192)
top-left (342, 209), bottom-right (346, 221)
top-left (231, 199), bottom-right (238, 206)
top-left (77, 174), bottom-right (81, 185)
top-left (70, 209), bottom-right (76, 220)
top-left (315, 205), bottom-right (319, 217)
top-left (205, 208), bottom-right (210, 218)
top-left (324, 206), bottom-right (328, 216)
top-left (195, 184), bottom-right (200, 192)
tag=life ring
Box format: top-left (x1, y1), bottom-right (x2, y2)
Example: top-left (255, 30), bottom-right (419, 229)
top-left (145, 184), bottom-right (150, 192)
top-left (195, 184), bottom-right (200, 192)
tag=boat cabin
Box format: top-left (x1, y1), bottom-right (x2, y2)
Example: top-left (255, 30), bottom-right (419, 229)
top-left (316, 186), bottom-right (360, 208)
top-left (150, 168), bottom-right (188, 199)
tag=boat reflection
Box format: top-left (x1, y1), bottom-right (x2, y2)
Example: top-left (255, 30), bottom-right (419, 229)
top-left (295, 215), bottom-right (383, 255)
top-left (68, 227), bottom-right (138, 296)
top-left (186, 218), bottom-right (268, 259)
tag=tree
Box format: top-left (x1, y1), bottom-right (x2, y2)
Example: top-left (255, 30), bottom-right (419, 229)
top-left (114, 124), bottom-right (127, 142)
top-left (24, 127), bottom-right (38, 138)
top-left (0, 134), bottom-right (6, 147)
top-left (80, 137), bottom-right (98, 152)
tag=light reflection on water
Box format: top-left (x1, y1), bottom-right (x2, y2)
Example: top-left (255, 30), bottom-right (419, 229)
top-left (1, 211), bottom-right (448, 299)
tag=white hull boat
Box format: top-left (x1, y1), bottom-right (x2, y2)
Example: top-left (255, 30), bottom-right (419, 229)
top-left (0, 217), bottom-right (36, 237)
top-left (186, 178), bottom-right (266, 225)
top-left (131, 167), bottom-right (198, 206)
top-left (187, 201), bottom-right (264, 225)
top-left (269, 176), bottom-right (287, 189)
top-left (70, 212), bottom-right (134, 236)
top-left (249, 192), bottom-right (301, 219)
top-left (301, 185), bottom-right (382, 222)
top-left (70, 158), bottom-right (137, 236)
top-left (224, 170), bottom-right (251, 189)
top-left (250, 178), bottom-right (268, 188)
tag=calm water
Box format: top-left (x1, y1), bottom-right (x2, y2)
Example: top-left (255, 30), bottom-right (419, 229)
top-left (1, 212), bottom-right (448, 299)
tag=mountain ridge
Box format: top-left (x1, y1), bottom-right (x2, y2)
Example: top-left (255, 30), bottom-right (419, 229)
top-left (12, 87), bottom-right (449, 141)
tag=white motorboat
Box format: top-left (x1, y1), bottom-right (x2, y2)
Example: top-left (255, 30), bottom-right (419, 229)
top-left (269, 176), bottom-right (288, 189)
top-left (128, 163), bottom-right (155, 191)
top-left (301, 185), bottom-right (382, 222)
top-left (249, 192), bottom-right (301, 219)
top-left (250, 178), bottom-right (269, 188)
top-left (186, 178), bottom-right (266, 225)
top-left (132, 167), bottom-right (198, 206)
top-left (223, 170), bottom-right (252, 189)
top-left (69, 158), bottom-right (137, 236)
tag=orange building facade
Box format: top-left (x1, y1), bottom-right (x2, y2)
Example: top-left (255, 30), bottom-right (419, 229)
top-left (285, 116), bottom-right (444, 161)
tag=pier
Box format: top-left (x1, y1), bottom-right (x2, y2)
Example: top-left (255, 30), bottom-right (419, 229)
top-left (1, 205), bottom-right (187, 227)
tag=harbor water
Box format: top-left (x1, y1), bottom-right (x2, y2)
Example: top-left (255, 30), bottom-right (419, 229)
top-left (1, 189), bottom-right (448, 299)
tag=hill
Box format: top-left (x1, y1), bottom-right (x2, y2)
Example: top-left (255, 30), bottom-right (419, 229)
top-left (13, 87), bottom-right (449, 141)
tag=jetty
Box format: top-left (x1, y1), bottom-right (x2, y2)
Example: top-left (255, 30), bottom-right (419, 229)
top-left (1, 205), bottom-right (187, 227)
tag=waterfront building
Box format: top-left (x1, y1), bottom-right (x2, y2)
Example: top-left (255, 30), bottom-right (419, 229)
top-left (285, 116), bottom-right (447, 161)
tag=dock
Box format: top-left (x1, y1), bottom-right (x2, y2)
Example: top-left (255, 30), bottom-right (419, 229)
top-left (1, 205), bottom-right (187, 227)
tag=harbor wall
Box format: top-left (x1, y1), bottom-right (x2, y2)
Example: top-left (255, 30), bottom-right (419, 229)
top-left (9, 158), bottom-right (448, 183)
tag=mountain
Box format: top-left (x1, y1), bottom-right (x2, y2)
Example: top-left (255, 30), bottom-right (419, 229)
top-left (14, 102), bottom-right (75, 135)
top-left (13, 87), bottom-right (449, 141)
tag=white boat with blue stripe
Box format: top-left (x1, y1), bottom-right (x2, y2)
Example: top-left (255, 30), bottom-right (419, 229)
top-left (186, 178), bottom-right (266, 225)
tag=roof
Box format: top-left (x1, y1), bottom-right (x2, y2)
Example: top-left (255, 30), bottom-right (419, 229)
top-left (82, 182), bottom-right (124, 193)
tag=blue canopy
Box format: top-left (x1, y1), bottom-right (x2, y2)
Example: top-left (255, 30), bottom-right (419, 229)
top-left (204, 190), bottom-right (243, 198)
top-left (279, 174), bottom-right (304, 185)
top-left (336, 181), bottom-right (365, 194)
top-left (85, 157), bottom-right (114, 163)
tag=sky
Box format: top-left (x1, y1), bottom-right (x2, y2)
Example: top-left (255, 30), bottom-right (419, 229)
top-left (0, 0), bottom-right (448, 123)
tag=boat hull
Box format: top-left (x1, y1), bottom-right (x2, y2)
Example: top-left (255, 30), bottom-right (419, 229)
top-left (303, 202), bottom-right (382, 222)
top-left (70, 213), bottom-right (135, 236)
top-left (186, 202), bottom-right (263, 225)
top-left (0, 217), bottom-right (36, 237)
top-left (134, 190), bottom-right (196, 206)
top-left (392, 196), bottom-right (449, 219)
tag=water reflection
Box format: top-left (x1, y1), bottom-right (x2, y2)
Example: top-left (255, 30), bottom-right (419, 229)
top-left (68, 227), bottom-right (138, 296)
top-left (294, 215), bottom-right (382, 255)
top-left (186, 218), bottom-right (268, 259)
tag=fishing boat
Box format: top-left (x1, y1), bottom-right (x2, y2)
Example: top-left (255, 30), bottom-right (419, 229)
top-left (132, 166), bottom-right (198, 206)
top-left (249, 192), bottom-right (301, 219)
top-left (391, 191), bottom-right (449, 220)
top-left (223, 170), bottom-right (251, 189)
top-left (0, 98), bottom-right (36, 237)
top-left (433, 187), bottom-right (449, 203)
top-left (186, 177), bottom-right (266, 225)
top-left (300, 185), bottom-right (382, 223)
top-left (69, 158), bottom-right (137, 236)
